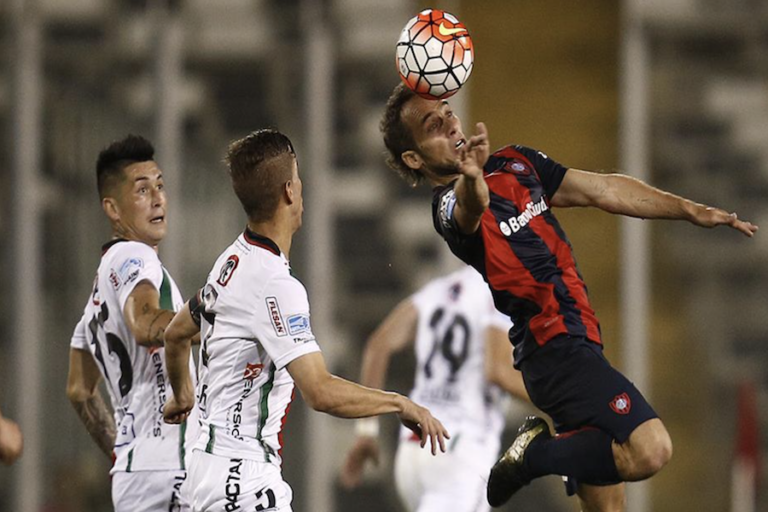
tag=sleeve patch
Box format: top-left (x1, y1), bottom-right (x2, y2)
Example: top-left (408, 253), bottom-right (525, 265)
top-left (287, 314), bottom-right (311, 335)
top-left (438, 189), bottom-right (458, 229)
top-left (266, 296), bottom-right (287, 337)
top-left (117, 257), bottom-right (144, 285)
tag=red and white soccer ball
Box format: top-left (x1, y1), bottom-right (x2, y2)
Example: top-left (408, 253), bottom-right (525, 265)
top-left (396, 9), bottom-right (474, 100)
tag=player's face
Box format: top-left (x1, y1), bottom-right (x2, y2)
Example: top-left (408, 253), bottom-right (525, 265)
top-left (110, 161), bottom-right (168, 247)
top-left (401, 96), bottom-right (466, 178)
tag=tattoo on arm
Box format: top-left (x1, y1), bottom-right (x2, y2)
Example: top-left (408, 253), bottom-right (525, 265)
top-left (72, 392), bottom-right (116, 459)
top-left (146, 310), bottom-right (173, 347)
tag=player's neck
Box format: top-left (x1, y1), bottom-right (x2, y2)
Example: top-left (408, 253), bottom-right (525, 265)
top-left (246, 220), bottom-right (292, 259)
top-left (424, 166), bottom-right (459, 187)
top-left (109, 230), bottom-right (159, 253)
top-left (429, 174), bottom-right (457, 187)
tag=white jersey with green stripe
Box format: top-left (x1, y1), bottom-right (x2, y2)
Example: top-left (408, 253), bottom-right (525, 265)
top-left (406, 265), bottom-right (513, 442)
top-left (192, 229), bottom-right (321, 465)
top-left (70, 240), bottom-right (198, 474)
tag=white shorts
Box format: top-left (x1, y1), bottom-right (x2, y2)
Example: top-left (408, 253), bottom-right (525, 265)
top-left (112, 469), bottom-right (189, 512)
top-left (185, 449), bottom-right (293, 512)
top-left (394, 432), bottom-right (499, 512)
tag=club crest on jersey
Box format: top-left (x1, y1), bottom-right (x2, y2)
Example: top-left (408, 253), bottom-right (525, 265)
top-left (266, 297), bottom-right (287, 336)
top-left (609, 393), bottom-right (632, 415)
top-left (217, 255), bottom-right (240, 286)
top-left (504, 160), bottom-right (531, 176)
top-left (118, 257), bottom-right (144, 285)
top-left (287, 314), bottom-right (310, 335)
top-left (243, 363), bottom-right (264, 381)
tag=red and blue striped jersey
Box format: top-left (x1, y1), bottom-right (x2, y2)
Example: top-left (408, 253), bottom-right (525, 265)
top-left (432, 145), bottom-right (602, 365)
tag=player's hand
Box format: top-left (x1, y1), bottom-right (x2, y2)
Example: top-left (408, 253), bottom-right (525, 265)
top-left (692, 206), bottom-right (758, 237)
top-left (457, 122), bottom-right (490, 180)
top-left (396, 397), bottom-right (449, 455)
top-left (339, 436), bottom-right (380, 489)
top-left (0, 416), bottom-right (23, 465)
top-left (163, 393), bottom-right (194, 425)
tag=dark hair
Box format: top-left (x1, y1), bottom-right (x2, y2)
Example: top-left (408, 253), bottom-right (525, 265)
top-left (225, 129), bottom-right (296, 222)
top-left (380, 83), bottom-right (422, 186)
top-left (96, 135), bottom-right (156, 199)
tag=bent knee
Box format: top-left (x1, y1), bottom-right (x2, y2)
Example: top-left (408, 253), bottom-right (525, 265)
top-left (631, 431), bottom-right (672, 479)
top-left (620, 421), bottom-right (673, 480)
top-left (638, 437), bottom-right (672, 476)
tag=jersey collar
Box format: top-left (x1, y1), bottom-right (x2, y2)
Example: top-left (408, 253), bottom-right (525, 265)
top-left (243, 227), bottom-right (281, 256)
top-left (101, 238), bottom-right (129, 255)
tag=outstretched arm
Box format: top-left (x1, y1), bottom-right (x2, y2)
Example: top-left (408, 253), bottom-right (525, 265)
top-left (162, 302), bottom-right (197, 425)
top-left (288, 352), bottom-right (448, 455)
top-left (452, 122), bottom-right (491, 235)
top-left (66, 348), bottom-right (116, 459)
top-left (484, 326), bottom-right (529, 402)
top-left (340, 299), bottom-right (418, 488)
top-left (551, 169), bottom-right (758, 237)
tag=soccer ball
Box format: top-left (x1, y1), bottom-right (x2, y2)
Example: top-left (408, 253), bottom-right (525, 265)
top-left (396, 9), bottom-right (474, 100)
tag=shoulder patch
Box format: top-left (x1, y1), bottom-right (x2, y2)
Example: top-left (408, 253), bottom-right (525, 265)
top-left (118, 257), bottom-right (144, 285)
top-left (287, 314), bottom-right (311, 335)
top-left (217, 255), bottom-right (240, 286)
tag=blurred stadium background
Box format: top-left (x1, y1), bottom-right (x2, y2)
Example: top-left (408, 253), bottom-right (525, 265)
top-left (1, 0), bottom-right (767, 511)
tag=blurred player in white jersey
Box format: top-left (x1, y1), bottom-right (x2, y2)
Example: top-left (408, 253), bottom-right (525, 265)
top-left (340, 265), bottom-right (530, 512)
top-left (66, 135), bottom-right (198, 512)
top-left (161, 129), bottom-right (450, 512)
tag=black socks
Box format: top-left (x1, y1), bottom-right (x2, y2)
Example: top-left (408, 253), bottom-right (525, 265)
top-left (523, 427), bottom-right (621, 485)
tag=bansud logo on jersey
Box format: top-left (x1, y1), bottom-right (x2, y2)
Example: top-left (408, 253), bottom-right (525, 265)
top-left (498, 196), bottom-right (549, 236)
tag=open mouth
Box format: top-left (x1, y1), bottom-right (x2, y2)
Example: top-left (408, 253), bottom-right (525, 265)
top-left (150, 216), bottom-right (165, 224)
top-left (455, 139), bottom-right (466, 150)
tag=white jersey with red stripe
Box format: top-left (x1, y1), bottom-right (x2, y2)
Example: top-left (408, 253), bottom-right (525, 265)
top-left (192, 228), bottom-right (321, 466)
top-left (70, 239), bottom-right (198, 474)
top-left (406, 265), bottom-right (512, 442)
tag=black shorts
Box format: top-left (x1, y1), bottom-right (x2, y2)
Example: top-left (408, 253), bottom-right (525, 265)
top-left (520, 335), bottom-right (658, 444)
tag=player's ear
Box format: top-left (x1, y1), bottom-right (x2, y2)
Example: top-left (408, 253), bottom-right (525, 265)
top-left (401, 150), bottom-right (423, 171)
top-left (102, 197), bottom-right (121, 223)
top-left (284, 179), bottom-right (295, 205)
